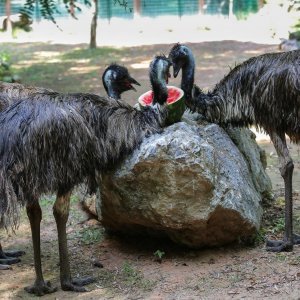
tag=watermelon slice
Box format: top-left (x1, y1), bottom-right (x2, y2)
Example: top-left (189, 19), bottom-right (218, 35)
top-left (138, 86), bottom-right (185, 125)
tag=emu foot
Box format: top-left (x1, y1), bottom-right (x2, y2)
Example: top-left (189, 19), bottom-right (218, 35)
top-left (266, 239), bottom-right (293, 252)
top-left (4, 250), bottom-right (25, 257)
top-left (0, 257), bottom-right (21, 265)
top-left (293, 234), bottom-right (300, 244)
top-left (0, 264), bottom-right (11, 270)
top-left (0, 249), bottom-right (25, 265)
top-left (62, 276), bottom-right (95, 292)
top-left (24, 280), bottom-right (57, 296)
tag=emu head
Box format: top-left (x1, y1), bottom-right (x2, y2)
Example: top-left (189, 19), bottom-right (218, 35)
top-left (168, 43), bottom-right (192, 78)
top-left (102, 64), bottom-right (140, 100)
top-left (149, 55), bottom-right (172, 106)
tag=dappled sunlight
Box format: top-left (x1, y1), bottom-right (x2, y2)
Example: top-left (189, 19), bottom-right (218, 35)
top-left (131, 60), bottom-right (151, 69)
top-left (69, 65), bottom-right (99, 74)
top-left (34, 51), bottom-right (61, 58)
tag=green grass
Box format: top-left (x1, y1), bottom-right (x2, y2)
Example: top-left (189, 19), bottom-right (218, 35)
top-left (1, 43), bottom-right (128, 93)
top-left (61, 47), bottom-right (122, 61)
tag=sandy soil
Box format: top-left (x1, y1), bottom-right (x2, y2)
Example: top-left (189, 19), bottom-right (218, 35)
top-left (1, 40), bottom-right (300, 300)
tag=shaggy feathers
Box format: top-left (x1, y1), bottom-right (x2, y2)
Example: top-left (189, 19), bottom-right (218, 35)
top-left (0, 56), bottom-right (170, 229)
top-left (169, 44), bottom-right (300, 140)
top-left (0, 81), bottom-right (53, 110)
top-left (0, 92), bottom-right (166, 228)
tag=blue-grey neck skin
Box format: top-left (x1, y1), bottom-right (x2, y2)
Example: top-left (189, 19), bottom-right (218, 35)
top-left (181, 47), bottom-right (195, 100)
top-left (103, 70), bottom-right (121, 100)
top-left (107, 86), bottom-right (121, 100)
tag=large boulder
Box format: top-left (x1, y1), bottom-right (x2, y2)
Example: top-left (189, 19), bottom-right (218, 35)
top-left (94, 114), bottom-right (272, 248)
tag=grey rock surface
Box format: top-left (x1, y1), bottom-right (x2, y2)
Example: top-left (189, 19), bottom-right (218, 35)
top-left (95, 114), bottom-right (271, 248)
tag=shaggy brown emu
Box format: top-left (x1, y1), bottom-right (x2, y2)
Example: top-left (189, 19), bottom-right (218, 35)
top-left (0, 64), bottom-right (139, 269)
top-left (169, 43), bottom-right (300, 252)
top-left (102, 63), bottom-right (140, 99)
top-left (0, 55), bottom-right (171, 295)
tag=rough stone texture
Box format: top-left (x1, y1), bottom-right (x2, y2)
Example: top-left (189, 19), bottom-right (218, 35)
top-left (94, 113), bottom-right (272, 248)
top-left (225, 126), bottom-right (272, 199)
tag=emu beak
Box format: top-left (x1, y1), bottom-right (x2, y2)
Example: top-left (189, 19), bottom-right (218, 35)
top-left (128, 77), bottom-right (141, 92)
top-left (173, 64), bottom-right (181, 78)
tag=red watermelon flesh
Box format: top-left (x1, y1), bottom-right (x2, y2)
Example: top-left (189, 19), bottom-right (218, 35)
top-left (138, 86), bottom-right (185, 125)
top-left (139, 86), bottom-right (183, 106)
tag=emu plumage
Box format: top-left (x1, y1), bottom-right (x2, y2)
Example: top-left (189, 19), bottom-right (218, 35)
top-left (0, 55), bottom-right (171, 295)
top-left (0, 63), bottom-right (139, 269)
top-left (169, 43), bottom-right (300, 252)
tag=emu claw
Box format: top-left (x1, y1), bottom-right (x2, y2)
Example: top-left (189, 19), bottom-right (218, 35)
top-left (0, 264), bottom-right (11, 270)
top-left (61, 282), bottom-right (87, 292)
top-left (4, 250), bottom-right (25, 257)
top-left (24, 280), bottom-right (58, 296)
top-left (266, 239), bottom-right (293, 252)
top-left (0, 257), bottom-right (21, 265)
top-left (62, 276), bottom-right (95, 292)
top-left (293, 234), bottom-right (300, 244)
top-left (0, 249), bottom-right (25, 265)
top-left (72, 276), bottom-right (95, 286)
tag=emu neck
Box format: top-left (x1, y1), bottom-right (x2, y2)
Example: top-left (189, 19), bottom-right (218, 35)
top-left (181, 52), bottom-right (195, 100)
top-left (106, 86), bottom-right (121, 100)
top-left (152, 81), bottom-right (168, 105)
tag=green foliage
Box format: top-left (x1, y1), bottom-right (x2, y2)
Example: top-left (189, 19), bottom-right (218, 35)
top-left (153, 249), bottom-right (165, 259)
top-left (0, 52), bottom-right (20, 83)
top-left (80, 226), bottom-right (104, 245)
top-left (270, 218), bottom-right (285, 234)
top-left (68, 225), bottom-right (104, 244)
top-left (19, 0), bottom-right (131, 24)
top-left (120, 261), bottom-right (155, 290)
top-left (288, 0), bottom-right (300, 35)
top-left (20, 0), bottom-right (91, 24)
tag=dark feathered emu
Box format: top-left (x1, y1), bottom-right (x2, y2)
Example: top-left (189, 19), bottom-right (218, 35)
top-left (0, 82), bottom-right (53, 269)
top-left (0, 55), bottom-right (171, 295)
top-left (0, 64), bottom-right (139, 267)
top-left (169, 43), bottom-right (300, 252)
top-left (102, 63), bottom-right (140, 99)
top-left (0, 81), bottom-right (53, 110)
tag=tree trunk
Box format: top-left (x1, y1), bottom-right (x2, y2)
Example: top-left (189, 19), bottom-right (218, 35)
top-left (89, 0), bottom-right (98, 49)
top-left (4, 0), bottom-right (12, 34)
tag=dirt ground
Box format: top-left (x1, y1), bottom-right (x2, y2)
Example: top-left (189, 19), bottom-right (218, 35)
top-left (1, 41), bottom-right (300, 300)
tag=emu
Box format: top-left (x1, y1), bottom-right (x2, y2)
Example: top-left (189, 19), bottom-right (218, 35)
top-left (102, 63), bottom-right (140, 99)
top-left (0, 64), bottom-right (140, 269)
top-left (0, 55), bottom-right (171, 295)
top-left (0, 63), bottom-right (140, 109)
top-left (169, 43), bottom-right (300, 252)
top-left (0, 83), bottom-right (53, 270)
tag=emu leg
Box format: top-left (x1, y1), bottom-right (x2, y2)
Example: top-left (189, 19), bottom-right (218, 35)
top-left (3, 249), bottom-right (25, 257)
top-left (24, 201), bottom-right (57, 296)
top-left (0, 242), bottom-right (22, 265)
top-left (266, 132), bottom-right (294, 252)
top-left (53, 190), bottom-right (94, 292)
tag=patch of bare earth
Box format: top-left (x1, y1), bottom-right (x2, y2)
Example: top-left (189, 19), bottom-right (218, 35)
top-left (2, 41), bottom-right (300, 299)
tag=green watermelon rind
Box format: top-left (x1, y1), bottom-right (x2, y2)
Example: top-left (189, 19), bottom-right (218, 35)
top-left (138, 86), bottom-right (185, 125)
